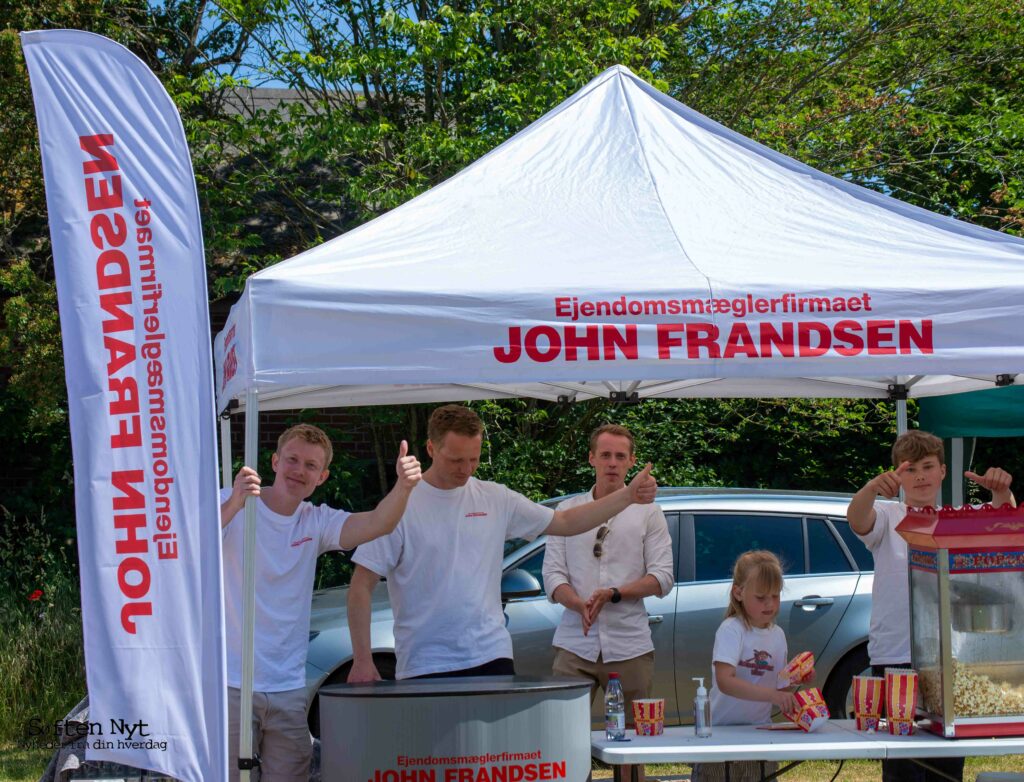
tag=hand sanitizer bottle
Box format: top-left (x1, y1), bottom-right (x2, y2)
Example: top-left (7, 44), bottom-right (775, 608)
top-left (693, 677), bottom-right (712, 738)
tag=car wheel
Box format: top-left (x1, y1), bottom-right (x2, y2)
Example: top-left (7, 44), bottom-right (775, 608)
top-left (822, 644), bottom-right (870, 719)
top-left (308, 655), bottom-right (397, 738)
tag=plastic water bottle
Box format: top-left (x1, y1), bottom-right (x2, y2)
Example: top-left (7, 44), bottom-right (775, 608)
top-left (693, 677), bottom-right (712, 738)
top-left (605, 672), bottom-right (626, 740)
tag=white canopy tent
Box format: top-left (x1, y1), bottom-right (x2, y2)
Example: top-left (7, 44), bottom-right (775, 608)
top-left (213, 66), bottom-right (1024, 778)
top-left (214, 65), bottom-right (1024, 414)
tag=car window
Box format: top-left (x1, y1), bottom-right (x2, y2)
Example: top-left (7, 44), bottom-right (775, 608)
top-left (504, 538), bottom-right (530, 557)
top-left (832, 518), bottom-right (874, 571)
top-left (806, 518), bottom-right (853, 573)
top-left (693, 514), bottom-right (804, 581)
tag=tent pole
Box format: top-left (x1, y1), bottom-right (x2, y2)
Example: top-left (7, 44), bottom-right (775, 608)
top-left (896, 397), bottom-right (908, 504)
top-left (239, 388), bottom-right (259, 782)
top-left (951, 437), bottom-right (964, 506)
top-left (220, 413), bottom-right (233, 488)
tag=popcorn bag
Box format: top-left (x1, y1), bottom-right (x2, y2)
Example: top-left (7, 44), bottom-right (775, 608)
top-left (885, 668), bottom-right (919, 735)
top-left (632, 698), bottom-right (665, 736)
top-left (779, 651), bottom-right (815, 687)
top-left (852, 675), bottom-right (884, 731)
top-left (783, 687), bottom-right (830, 732)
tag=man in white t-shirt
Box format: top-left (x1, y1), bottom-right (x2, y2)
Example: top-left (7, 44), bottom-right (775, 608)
top-left (347, 405), bottom-right (658, 682)
top-left (848, 428), bottom-right (1014, 782)
top-left (221, 423), bottom-right (421, 782)
top-left (544, 423), bottom-right (673, 782)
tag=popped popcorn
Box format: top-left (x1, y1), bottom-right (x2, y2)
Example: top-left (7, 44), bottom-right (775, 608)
top-left (919, 660), bottom-right (1024, 717)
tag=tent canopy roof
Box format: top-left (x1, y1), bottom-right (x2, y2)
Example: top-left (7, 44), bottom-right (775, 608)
top-left (215, 65), bottom-right (1024, 413)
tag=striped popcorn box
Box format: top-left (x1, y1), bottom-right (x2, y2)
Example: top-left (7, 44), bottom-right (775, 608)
top-left (783, 687), bottom-right (831, 733)
top-left (885, 668), bottom-right (919, 735)
top-left (779, 651), bottom-right (816, 687)
top-left (632, 698), bottom-right (665, 736)
top-left (853, 675), bottom-right (884, 731)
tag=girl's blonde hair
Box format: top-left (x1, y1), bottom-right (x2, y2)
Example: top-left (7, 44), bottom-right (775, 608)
top-left (725, 550), bottom-right (784, 627)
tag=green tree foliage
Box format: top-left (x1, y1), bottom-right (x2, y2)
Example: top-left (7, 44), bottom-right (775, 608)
top-left (2, 0), bottom-right (1023, 539)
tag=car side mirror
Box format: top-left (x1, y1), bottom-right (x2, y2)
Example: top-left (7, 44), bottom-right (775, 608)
top-left (501, 569), bottom-right (543, 601)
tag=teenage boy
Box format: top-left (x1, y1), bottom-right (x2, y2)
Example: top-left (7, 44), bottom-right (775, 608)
top-left (221, 423), bottom-right (422, 782)
top-left (848, 429), bottom-right (1014, 782)
top-left (347, 404), bottom-right (658, 682)
top-left (544, 423), bottom-right (673, 782)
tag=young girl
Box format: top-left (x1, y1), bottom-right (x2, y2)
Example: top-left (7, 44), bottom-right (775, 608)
top-left (690, 550), bottom-right (800, 782)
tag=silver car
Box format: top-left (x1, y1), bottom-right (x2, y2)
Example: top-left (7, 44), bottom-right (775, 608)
top-left (304, 488), bottom-right (874, 735)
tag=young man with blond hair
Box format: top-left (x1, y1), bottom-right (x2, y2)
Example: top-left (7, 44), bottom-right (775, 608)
top-left (848, 428), bottom-right (1014, 782)
top-left (347, 405), bottom-right (658, 682)
top-left (222, 423), bottom-right (421, 782)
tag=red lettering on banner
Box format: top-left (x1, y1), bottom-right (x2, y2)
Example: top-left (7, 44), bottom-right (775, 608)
top-left (760, 322), bottom-right (794, 357)
top-left (97, 249), bottom-right (131, 289)
top-left (563, 326), bottom-right (600, 361)
top-left (656, 323), bottom-right (683, 359)
top-left (121, 602), bottom-right (153, 634)
top-left (833, 320), bottom-right (864, 356)
top-left (115, 514), bottom-right (148, 555)
top-left (723, 322), bottom-right (758, 359)
top-left (90, 212), bottom-right (127, 250)
top-left (797, 322), bottom-right (830, 357)
top-left (686, 323), bottom-right (719, 359)
top-left (866, 320), bottom-right (896, 354)
top-left (111, 469), bottom-right (145, 510)
top-left (80, 133), bottom-right (119, 174)
top-left (104, 336), bottom-right (135, 376)
top-left (495, 325), bottom-right (639, 363)
top-left (84, 172), bottom-right (122, 212)
top-left (603, 325), bottom-right (637, 360)
top-left (221, 347), bottom-right (237, 389)
top-left (492, 318), bottom-right (934, 363)
top-left (900, 319), bottom-right (933, 354)
top-left (494, 327), bottom-right (522, 363)
top-left (525, 326), bottom-right (561, 362)
top-left (100, 291), bottom-right (133, 334)
top-left (111, 469), bottom-right (152, 632)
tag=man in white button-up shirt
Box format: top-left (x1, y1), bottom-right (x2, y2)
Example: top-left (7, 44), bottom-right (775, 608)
top-left (543, 424), bottom-right (674, 741)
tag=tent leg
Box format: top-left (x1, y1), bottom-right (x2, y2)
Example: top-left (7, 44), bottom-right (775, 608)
top-left (239, 389), bottom-right (259, 782)
top-left (896, 399), bottom-right (908, 436)
top-left (220, 413), bottom-right (233, 488)
top-left (951, 438), bottom-right (964, 506)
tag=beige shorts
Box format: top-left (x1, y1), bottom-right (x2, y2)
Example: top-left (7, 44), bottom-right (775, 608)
top-left (552, 648), bottom-right (655, 725)
top-left (227, 686), bottom-right (311, 782)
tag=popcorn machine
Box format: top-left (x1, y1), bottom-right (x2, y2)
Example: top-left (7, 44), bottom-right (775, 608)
top-left (898, 504), bottom-right (1024, 738)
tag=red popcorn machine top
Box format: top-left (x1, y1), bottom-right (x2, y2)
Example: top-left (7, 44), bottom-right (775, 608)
top-left (897, 503), bottom-right (1024, 738)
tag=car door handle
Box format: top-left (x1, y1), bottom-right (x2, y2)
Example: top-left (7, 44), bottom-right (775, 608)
top-left (648, 615), bottom-right (664, 624)
top-left (795, 596), bottom-right (834, 610)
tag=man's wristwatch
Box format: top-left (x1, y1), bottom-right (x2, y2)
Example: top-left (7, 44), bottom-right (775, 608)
top-left (609, 587), bottom-right (622, 604)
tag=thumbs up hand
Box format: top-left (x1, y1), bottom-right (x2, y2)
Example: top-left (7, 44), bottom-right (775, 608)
top-left (627, 462), bottom-right (657, 504)
top-left (395, 440), bottom-right (422, 491)
top-left (868, 461), bottom-right (909, 499)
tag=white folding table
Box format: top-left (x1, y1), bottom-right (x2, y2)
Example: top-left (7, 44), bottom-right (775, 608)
top-left (591, 720), bottom-right (1024, 781)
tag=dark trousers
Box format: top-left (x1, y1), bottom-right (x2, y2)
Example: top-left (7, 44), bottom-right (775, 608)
top-left (412, 658), bottom-right (516, 679)
top-left (872, 664), bottom-right (964, 782)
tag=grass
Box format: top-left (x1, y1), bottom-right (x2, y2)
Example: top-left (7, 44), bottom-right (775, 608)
top-left (0, 512), bottom-right (86, 750)
top-left (0, 744), bottom-right (51, 782)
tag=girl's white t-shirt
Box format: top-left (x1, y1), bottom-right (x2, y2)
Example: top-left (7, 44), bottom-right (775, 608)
top-left (709, 615), bottom-right (788, 726)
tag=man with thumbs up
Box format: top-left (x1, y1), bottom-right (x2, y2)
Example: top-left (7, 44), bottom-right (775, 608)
top-left (221, 423), bottom-right (422, 782)
top-left (348, 405), bottom-right (659, 682)
top-left (848, 429), bottom-right (1014, 782)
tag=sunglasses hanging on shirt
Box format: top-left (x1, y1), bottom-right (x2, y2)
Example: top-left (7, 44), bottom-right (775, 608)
top-left (593, 525), bottom-right (610, 558)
